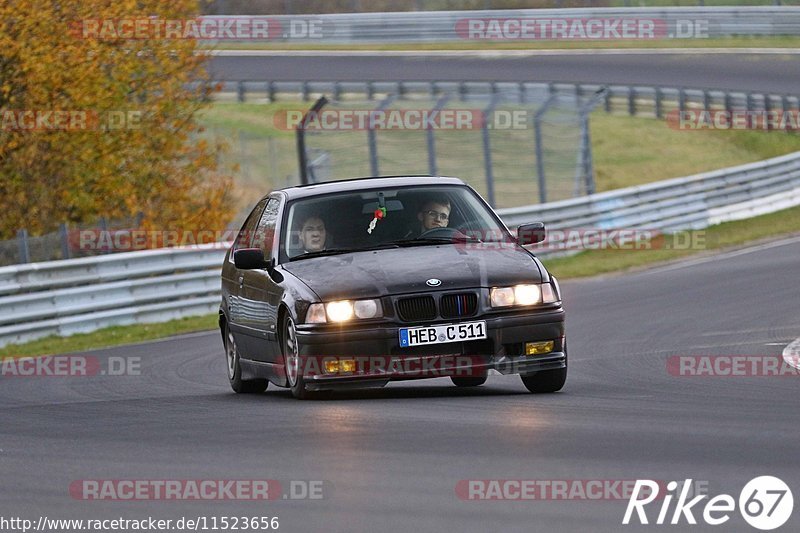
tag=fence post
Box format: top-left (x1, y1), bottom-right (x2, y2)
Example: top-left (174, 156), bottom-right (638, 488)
top-left (297, 96), bottom-right (329, 185)
top-left (604, 88), bottom-right (611, 113)
top-left (237, 81), bottom-right (245, 103)
top-left (368, 95), bottom-right (397, 177)
top-left (725, 92), bottom-right (732, 115)
top-left (367, 81), bottom-right (375, 101)
top-left (459, 81), bottom-right (467, 102)
top-left (703, 89), bottom-right (710, 111)
top-left (333, 82), bottom-right (341, 101)
top-left (17, 229), bottom-right (30, 264)
top-left (268, 81), bottom-right (276, 102)
top-left (427, 95), bottom-right (450, 176)
top-left (481, 94), bottom-right (500, 208)
top-left (577, 88), bottom-right (605, 197)
top-left (534, 94), bottom-right (557, 205)
top-left (59, 223), bottom-right (70, 260)
top-left (302, 82), bottom-right (310, 102)
top-left (678, 88), bottom-right (686, 113)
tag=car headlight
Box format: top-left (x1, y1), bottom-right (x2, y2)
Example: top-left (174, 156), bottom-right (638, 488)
top-left (490, 283), bottom-right (559, 308)
top-left (305, 299), bottom-right (383, 324)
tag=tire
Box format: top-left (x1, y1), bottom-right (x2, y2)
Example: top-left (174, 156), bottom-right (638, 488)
top-left (225, 323), bottom-right (268, 394)
top-left (282, 315), bottom-right (329, 400)
top-left (451, 376), bottom-right (487, 387)
top-left (520, 343), bottom-right (567, 394)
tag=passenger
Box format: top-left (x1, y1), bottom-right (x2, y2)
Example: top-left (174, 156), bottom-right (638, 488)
top-left (298, 215), bottom-right (327, 253)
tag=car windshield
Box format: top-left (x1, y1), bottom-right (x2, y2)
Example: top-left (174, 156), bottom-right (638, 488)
top-left (281, 184), bottom-right (513, 261)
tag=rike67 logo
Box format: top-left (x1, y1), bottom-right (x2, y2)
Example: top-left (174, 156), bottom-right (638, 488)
top-left (623, 477), bottom-right (793, 530)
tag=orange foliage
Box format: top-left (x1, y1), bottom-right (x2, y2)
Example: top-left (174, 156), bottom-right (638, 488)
top-left (0, 0), bottom-right (233, 239)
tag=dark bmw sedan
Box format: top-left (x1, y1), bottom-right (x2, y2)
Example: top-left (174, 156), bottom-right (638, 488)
top-left (220, 176), bottom-right (566, 399)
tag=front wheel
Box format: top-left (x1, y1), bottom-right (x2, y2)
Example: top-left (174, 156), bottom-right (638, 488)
top-left (282, 315), bottom-right (329, 400)
top-left (520, 344), bottom-right (567, 393)
top-left (225, 323), bottom-right (268, 394)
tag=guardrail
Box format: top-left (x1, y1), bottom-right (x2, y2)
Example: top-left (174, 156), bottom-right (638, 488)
top-left (202, 7), bottom-right (800, 42)
top-left (0, 244), bottom-right (228, 347)
top-left (497, 149), bottom-right (800, 236)
top-left (2, 150), bottom-right (799, 348)
top-left (211, 80), bottom-right (800, 117)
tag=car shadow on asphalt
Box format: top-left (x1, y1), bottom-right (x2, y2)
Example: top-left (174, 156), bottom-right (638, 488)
top-left (224, 382), bottom-right (552, 402)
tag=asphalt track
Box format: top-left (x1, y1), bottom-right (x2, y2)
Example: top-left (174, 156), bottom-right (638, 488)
top-left (208, 51), bottom-right (800, 93)
top-left (2, 236), bottom-right (799, 532)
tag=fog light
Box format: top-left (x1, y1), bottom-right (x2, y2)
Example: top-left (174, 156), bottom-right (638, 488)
top-left (525, 341), bottom-right (554, 355)
top-left (324, 358), bottom-right (357, 374)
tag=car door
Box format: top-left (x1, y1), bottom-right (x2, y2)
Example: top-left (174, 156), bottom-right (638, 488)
top-left (239, 196), bottom-right (283, 364)
top-left (226, 197), bottom-right (268, 356)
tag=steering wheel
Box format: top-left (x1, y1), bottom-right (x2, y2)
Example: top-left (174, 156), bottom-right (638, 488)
top-left (419, 227), bottom-right (466, 239)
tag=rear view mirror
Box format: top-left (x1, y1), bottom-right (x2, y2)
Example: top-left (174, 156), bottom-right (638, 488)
top-left (517, 222), bottom-right (546, 246)
top-left (233, 248), bottom-right (267, 270)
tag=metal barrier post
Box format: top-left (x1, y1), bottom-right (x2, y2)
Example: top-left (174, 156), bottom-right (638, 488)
top-left (59, 223), bottom-right (71, 260)
top-left (655, 87), bottom-right (663, 119)
top-left (17, 229), bottom-right (30, 264)
top-left (628, 86), bottom-right (636, 116)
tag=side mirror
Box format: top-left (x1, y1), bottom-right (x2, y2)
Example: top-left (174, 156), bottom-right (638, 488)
top-left (233, 248), bottom-right (267, 270)
top-left (517, 222), bottom-right (546, 246)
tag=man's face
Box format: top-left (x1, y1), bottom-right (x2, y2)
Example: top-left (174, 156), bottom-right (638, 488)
top-left (299, 217), bottom-right (326, 252)
top-left (419, 202), bottom-right (450, 231)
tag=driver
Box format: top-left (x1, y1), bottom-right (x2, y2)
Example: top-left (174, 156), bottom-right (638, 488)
top-left (298, 215), bottom-right (327, 253)
top-left (417, 197), bottom-right (451, 233)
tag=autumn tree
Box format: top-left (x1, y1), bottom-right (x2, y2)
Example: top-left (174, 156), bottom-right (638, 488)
top-left (0, 0), bottom-right (232, 239)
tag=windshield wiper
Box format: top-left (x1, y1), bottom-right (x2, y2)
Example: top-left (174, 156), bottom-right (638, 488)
top-left (390, 235), bottom-right (481, 247)
top-left (289, 243), bottom-right (399, 261)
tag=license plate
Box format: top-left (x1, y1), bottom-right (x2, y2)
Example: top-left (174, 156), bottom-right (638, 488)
top-left (399, 321), bottom-right (487, 347)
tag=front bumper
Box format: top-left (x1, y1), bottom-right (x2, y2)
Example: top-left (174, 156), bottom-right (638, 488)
top-left (295, 309), bottom-right (565, 390)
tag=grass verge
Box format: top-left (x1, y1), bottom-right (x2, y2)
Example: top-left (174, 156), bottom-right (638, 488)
top-left (0, 314), bottom-right (218, 358)
top-left (541, 204), bottom-right (800, 278)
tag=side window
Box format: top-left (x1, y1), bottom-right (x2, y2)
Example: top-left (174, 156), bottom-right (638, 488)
top-left (253, 198), bottom-right (280, 260)
top-left (233, 198), bottom-right (268, 252)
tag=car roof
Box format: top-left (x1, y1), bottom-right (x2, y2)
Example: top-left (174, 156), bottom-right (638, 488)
top-left (275, 176), bottom-right (467, 200)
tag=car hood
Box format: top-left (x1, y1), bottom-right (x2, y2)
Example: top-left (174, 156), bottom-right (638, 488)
top-left (281, 244), bottom-right (543, 300)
